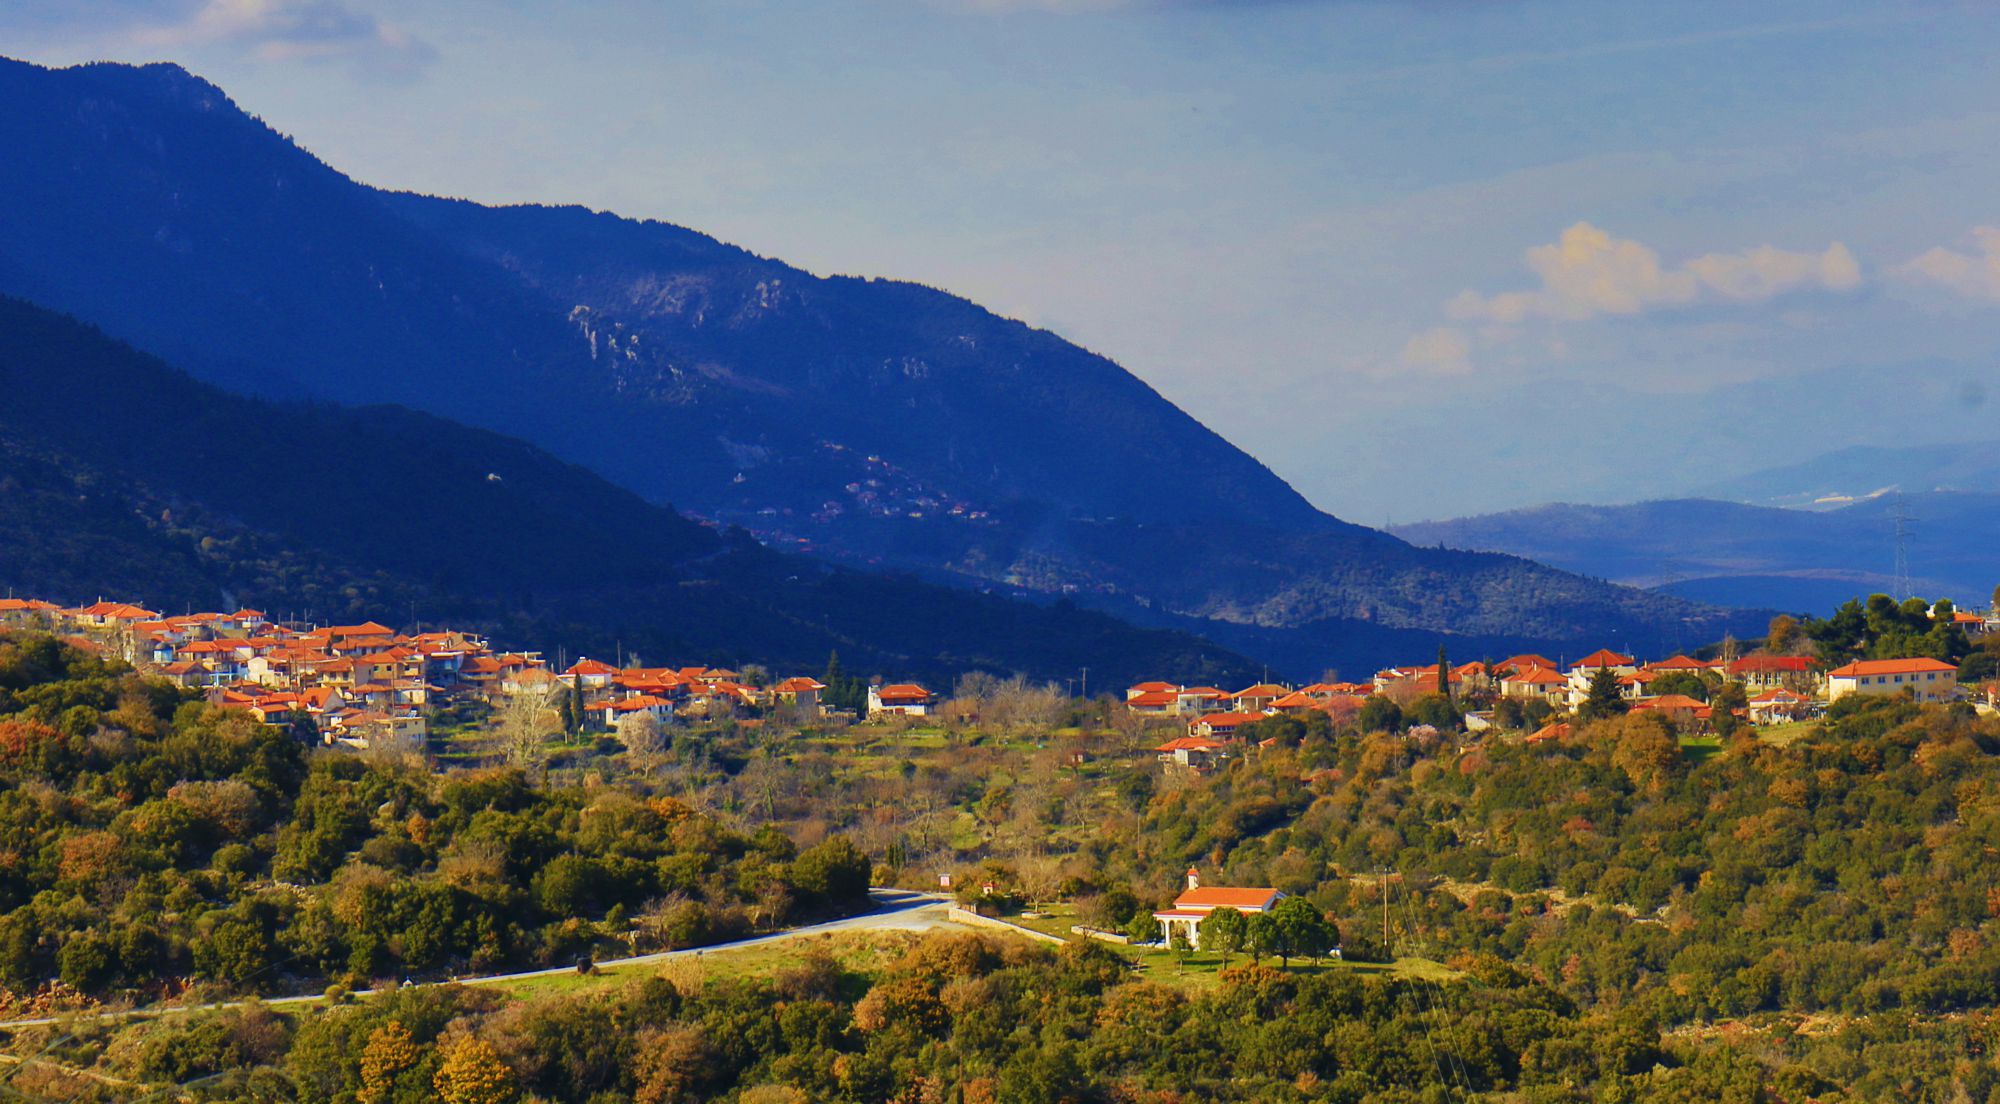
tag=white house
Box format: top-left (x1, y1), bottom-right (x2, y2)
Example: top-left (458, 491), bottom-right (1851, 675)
top-left (1151, 868), bottom-right (1284, 951)
top-left (868, 683), bottom-right (933, 716)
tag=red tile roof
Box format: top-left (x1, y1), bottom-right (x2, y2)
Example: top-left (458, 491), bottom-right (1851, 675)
top-left (1571, 649), bottom-right (1635, 670)
top-left (1727, 655), bottom-right (1815, 674)
top-left (772, 677), bottom-right (826, 693)
top-left (1232, 683), bottom-right (1291, 699)
top-left (875, 684), bottom-right (932, 703)
top-left (1828, 657), bottom-right (1958, 677)
top-left (1172, 886), bottom-right (1282, 910)
top-left (1155, 735), bottom-right (1227, 752)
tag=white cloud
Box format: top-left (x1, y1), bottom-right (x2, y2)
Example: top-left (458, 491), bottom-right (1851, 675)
top-left (1895, 227), bottom-right (2000, 303)
top-left (7, 0), bottom-right (434, 82)
top-left (1448, 222), bottom-right (1861, 324)
top-left (1400, 326), bottom-right (1470, 372)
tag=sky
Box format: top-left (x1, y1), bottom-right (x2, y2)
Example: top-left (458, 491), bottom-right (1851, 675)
top-left (8, 0), bottom-right (2000, 522)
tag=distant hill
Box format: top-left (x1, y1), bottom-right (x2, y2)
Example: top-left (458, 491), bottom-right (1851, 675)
top-left (0, 296), bottom-right (1261, 687)
top-left (1694, 441), bottom-right (2000, 509)
top-left (0, 55), bottom-right (1765, 665)
top-left (1392, 495), bottom-right (2000, 615)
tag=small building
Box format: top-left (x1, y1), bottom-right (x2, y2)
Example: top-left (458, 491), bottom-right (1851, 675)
top-left (1151, 868), bottom-right (1283, 951)
top-left (1188, 711), bottom-right (1263, 739)
top-left (770, 677), bottom-right (826, 717)
top-left (868, 683), bottom-right (933, 717)
top-left (1726, 655), bottom-right (1820, 692)
top-left (1125, 689), bottom-right (1180, 716)
top-left (1154, 735), bottom-right (1228, 769)
top-left (1747, 688), bottom-right (1815, 725)
top-left (1501, 665), bottom-right (1568, 705)
top-left (1526, 720), bottom-right (1571, 743)
top-left (1826, 657), bottom-right (1959, 703)
top-left (1628, 693), bottom-right (1711, 727)
top-left (595, 693), bottom-right (675, 728)
top-left (1230, 683), bottom-right (1291, 713)
top-left (564, 658), bottom-right (620, 692)
top-left (1126, 681), bottom-right (1182, 701)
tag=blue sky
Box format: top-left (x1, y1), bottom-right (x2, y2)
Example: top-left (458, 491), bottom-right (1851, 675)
top-left (10, 0), bottom-right (2000, 521)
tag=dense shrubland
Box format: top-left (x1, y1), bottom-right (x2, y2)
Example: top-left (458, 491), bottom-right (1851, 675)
top-left (0, 634), bottom-right (871, 1005)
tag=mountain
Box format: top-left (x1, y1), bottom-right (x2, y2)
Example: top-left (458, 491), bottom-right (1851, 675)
top-left (0, 56), bottom-right (1766, 665)
top-left (1693, 441), bottom-right (2000, 509)
top-left (1391, 495), bottom-right (2000, 616)
top-left (0, 294), bottom-right (1262, 687)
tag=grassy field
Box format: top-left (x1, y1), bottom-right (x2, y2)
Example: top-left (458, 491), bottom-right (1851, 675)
top-left (475, 929), bottom-right (930, 1001)
top-left (999, 904), bottom-right (1460, 991)
top-left (1677, 733), bottom-right (1724, 765)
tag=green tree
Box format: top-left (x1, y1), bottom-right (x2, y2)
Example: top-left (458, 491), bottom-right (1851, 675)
top-left (1407, 692), bottom-right (1462, 732)
top-left (1357, 695), bottom-right (1403, 734)
top-left (433, 1035), bottom-right (517, 1104)
top-left (1200, 906), bottom-right (1247, 963)
top-left (1268, 896), bottom-right (1337, 966)
top-left (1579, 667), bottom-right (1627, 720)
top-left (790, 836), bottom-right (871, 907)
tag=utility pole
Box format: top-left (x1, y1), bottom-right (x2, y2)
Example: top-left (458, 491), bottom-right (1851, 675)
top-left (1892, 495), bottom-right (1916, 601)
top-left (1382, 869), bottom-right (1392, 953)
top-left (1080, 666), bottom-right (1089, 701)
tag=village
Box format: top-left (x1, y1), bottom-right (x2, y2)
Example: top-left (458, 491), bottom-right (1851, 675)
top-left (0, 596), bottom-right (938, 750)
top-left (1138, 613), bottom-right (1995, 771)
top-left (0, 593), bottom-right (1990, 774)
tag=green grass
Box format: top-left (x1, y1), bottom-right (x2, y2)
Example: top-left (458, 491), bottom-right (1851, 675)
top-left (1678, 734), bottom-right (1724, 766)
top-left (1756, 720), bottom-right (1816, 746)
top-left (474, 929), bottom-right (926, 1001)
top-left (984, 903), bottom-right (1461, 992)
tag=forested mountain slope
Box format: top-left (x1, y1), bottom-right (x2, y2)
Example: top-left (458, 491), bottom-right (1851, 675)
top-left (0, 296), bottom-right (1256, 686)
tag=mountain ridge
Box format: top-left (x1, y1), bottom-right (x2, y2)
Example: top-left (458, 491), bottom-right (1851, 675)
top-left (0, 54), bottom-right (1767, 660)
top-left (0, 294), bottom-right (1261, 686)
top-left (1392, 494), bottom-right (2000, 615)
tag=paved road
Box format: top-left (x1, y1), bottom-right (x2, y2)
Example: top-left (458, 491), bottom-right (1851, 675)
top-left (0, 889), bottom-right (956, 1031)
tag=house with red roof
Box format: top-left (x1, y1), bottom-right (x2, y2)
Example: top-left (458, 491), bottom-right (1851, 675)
top-left (1567, 649), bottom-right (1638, 707)
top-left (1827, 657), bottom-right (1959, 703)
top-left (1629, 693), bottom-right (1711, 727)
top-left (1174, 687), bottom-right (1229, 714)
top-left (564, 658), bottom-right (619, 692)
top-left (1747, 688), bottom-right (1815, 724)
top-left (1126, 681), bottom-right (1181, 700)
top-left (1500, 664), bottom-right (1568, 705)
top-left (594, 694), bottom-right (675, 728)
top-left (1526, 720), bottom-right (1572, 743)
top-left (1230, 683), bottom-right (1291, 713)
top-left (770, 677), bottom-right (826, 716)
top-left (1644, 655), bottom-right (1717, 674)
top-left (68, 601), bottom-right (161, 628)
top-left (1725, 654), bottom-right (1819, 692)
top-left (1154, 735), bottom-right (1228, 770)
top-left (868, 683), bottom-right (933, 717)
top-left (1151, 868), bottom-right (1284, 950)
top-left (1124, 689), bottom-right (1180, 716)
top-left (0, 598), bottom-right (60, 626)
top-left (1495, 654), bottom-right (1559, 676)
top-left (1189, 711), bottom-right (1264, 739)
